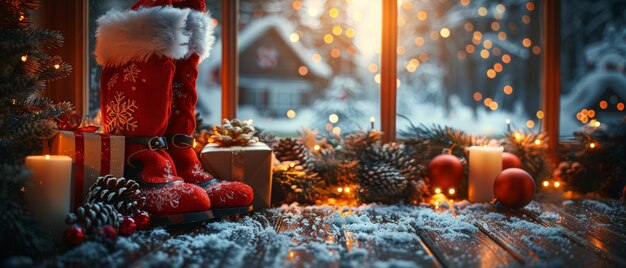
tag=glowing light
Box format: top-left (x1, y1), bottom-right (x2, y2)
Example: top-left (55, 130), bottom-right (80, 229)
top-left (307, 7), bottom-right (319, 17)
top-left (19, 15), bottom-right (25, 21)
top-left (435, 188), bottom-right (441, 194)
top-left (329, 114), bottom-right (339, 123)
top-left (312, 53), bottom-right (321, 62)
top-left (396, 79), bottom-right (401, 88)
top-left (369, 63), bottom-right (378, 73)
top-left (514, 132), bottom-right (522, 140)
top-left (464, 22), bottom-right (474, 32)
top-left (45, 155), bottom-right (50, 160)
top-left (332, 127), bottom-right (341, 136)
top-left (473, 31), bottom-right (483, 41)
top-left (329, 8), bottom-right (339, 18)
top-left (506, 119), bottom-right (511, 124)
top-left (345, 28), bottom-right (355, 38)
top-left (374, 73), bottom-right (381, 84)
top-left (298, 66), bottom-right (308, 76)
top-left (324, 34), bottom-right (334, 44)
top-left (430, 31), bottom-right (439, 40)
top-left (417, 11), bottom-right (428, 21)
top-left (494, 63), bottom-right (503, 72)
top-left (21, 55), bottom-right (27, 62)
top-left (483, 40), bottom-right (492, 49)
top-left (522, 15), bottom-right (531, 24)
top-left (526, 2), bottom-right (536, 11)
top-left (478, 7), bottom-right (488, 16)
top-left (332, 26), bottom-right (342, 35)
top-left (532, 46), bottom-right (541, 55)
top-left (589, 142), bottom-right (596, 149)
top-left (600, 100), bottom-right (608, 109)
top-left (498, 32), bottom-right (507, 41)
top-left (344, 187), bottom-right (351, 193)
top-left (286, 110), bottom-right (296, 119)
top-left (617, 102), bottom-right (625, 111)
top-left (337, 187), bottom-right (343, 193)
top-left (415, 37), bottom-right (424, 46)
top-left (496, 4), bottom-right (506, 13)
top-left (193, 139), bottom-right (198, 148)
top-left (397, 46), bottom-right (406, 55)
top-left (440, 28), bottom-right (450, 38)
top-left (54, 64), bottom-right (60, 69)
top-left (553, 181), bottom-right (560, 188)
top-left (473, 92), bottom-right (483, 101)
top-left (289, 33), bottom-right (300, 42)
top-left (313, 145), bottom-right (321, 151)
top-left (489, 101), bottom-right (499, 110)
top-left (289, 162), bottom-right (296, 168)
top-left (330, 48), bottom-right (341, 58)
top-left (534, 139), bottom-right (541, 145)
top-left (526, 120), bottom-right (535, 128)
top-left (484, 97), bottom-right (493, 106)
top-left (480, 49), bottom-right (490, 59)
top-left (491, 22), bottom-right (500, 31)
top-left (522, 38), bottom-right (532, 48)
top-left (593, 121), bottom-right (601, 128)
top-left (466, 44), bottom-right (475, 54)
top-left (542, 181), bottom-right (549, 187)
top-left (292, 1), bottom-right (302, 10)
top-left (486, 69), bottom-right (496, 78)
top-left (448, 188), bottom-right (456, 195)
top-left (460, 0), bottom-right (471, 6)
top-left (502, 54), bottom-right (511, 63)
top-left (504, 85), bottom-right (513, 95)
top-left (353, 11), bottom-right (362, 21)
top-left (536, 111), bottom-right (544, 119)
top-left (370, 116), bottom-right (375, 123)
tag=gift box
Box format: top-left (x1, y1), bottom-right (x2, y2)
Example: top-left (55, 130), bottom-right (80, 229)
top-left (200, 143), bottom-right (273, 209)
top-left (44, 130), bottom-right (125, 209)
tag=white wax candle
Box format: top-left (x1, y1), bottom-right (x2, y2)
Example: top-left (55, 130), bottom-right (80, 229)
top-left (468, 146), bottom-right (503, 202)
top-left (24, 155), bottom-right (72, 239)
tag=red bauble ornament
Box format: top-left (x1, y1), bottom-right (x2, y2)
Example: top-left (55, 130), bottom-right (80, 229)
top-left (428, 154), bottom-right (464, 190)
top-left (502, 152), bottom-right (523, 170)
top-left (64, 225), bottom-right (86, 246)
top-left (134, 211), bottom-right (151, 230)
top-left (119, 217), bottom-right (136, 237)
top-left (493, 168), bottom-right (535, 209)
top-left (101, 225), bottom-right (118, 241)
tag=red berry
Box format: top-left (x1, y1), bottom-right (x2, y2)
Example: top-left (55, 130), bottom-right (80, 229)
top-left (134, 211), bottom-right (151, 230)
top-left (101, 225), bottom-right (118, 240)
top-left (64, 225), bottom-right (85, 246)
top-left (119, 217), bottom-right (136, 237)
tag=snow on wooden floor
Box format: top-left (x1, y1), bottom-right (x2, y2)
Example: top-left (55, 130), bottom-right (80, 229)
top-left (38, 194), bottom-right (626, 267)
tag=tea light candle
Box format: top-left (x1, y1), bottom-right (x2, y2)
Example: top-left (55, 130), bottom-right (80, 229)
top-left (468, 146), bottom-right (503, 202)
top-left (24, 155), bottom-right (72, 239)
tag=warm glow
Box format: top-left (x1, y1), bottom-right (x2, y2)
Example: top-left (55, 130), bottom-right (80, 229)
top-left (491, 22), bottom-right (500, 31)
top-left (536, 111), bottom-right (544, 119)
top-left (526, 2), bottom-right (536, 11)
top-left (505, 119), bottom-right (511, 125)
top-left (193, 139), bottom-right (198, 148)
top-left (313, 145), bottom-right (321, 151)
top-left (483, 40), bottom-right (493, 49)
top-left (532, 46), bottom-right (541, 55)
top-left (618, 102), bottom-right (625, 111)
top-left (553, 181), bottom-right (560, 188)
top-left (526, 120), bottom-right (535, 128)
top-left (503, 85), bottom-right (513, 95)
top-left (502, 54), bottom-right (511, 63)
top-left (292, 1), bottom-right (301, 10)
top-left (345, 28), bottom-right (355, 38)
top-left (344, 187), bottom-right (351, 193)
top-left (473, 92), bottom-right (482, 101)
top-left (489, 101), bottom-right (499, 110)
top-left (494, 63), bottom-right (503, 72)
top-left (289, 33), bottom-right (300, 42)
top-left (417, 11), bottom-right (428, 21)
top-left (332, 127), bottom-right (341, 136)
top-left (464, 22), bottom-right (474, 32)
top-left (374, 73), bottom-right (381, 84)
top-left (480, 49), bottom-right (490, 59)
top-left (498, 32), bottom-right (507, 41)
top-left (298, 66), bottom-right (308, 76)
top-left (332, 26), bottom-right (343, 35)
top-left (368, 63), bottom-right (378, 73)
top-left (45, 155), bottom-right (50, 160)
top-left (477, 7), bottom-right (488, 16)
top-left (440, 28), bottom-right (450, 38)
top-left (534, 139), bottom-right (541, 145)
top-left (514, 132), bottom-right (521, 140)
top-left (542, 181), bottom-right (549, 187)
top-left (466, 44), bottom-right (475, 54)
top-left (473, 31), bottom-right (483, 41)
top-left (324, 34), bottom-right (334, 44)
top-left (54, 64), bottom-right (60, 69)
top-left (312, 53), bottom-right (321, 62)
top-left (448, 188), bottom-right (455, 195)
top-left (486, 69), bottom-right (496, 78)
top-left (329, 8), bottom-right (339, 18)
top-left (415, 36), bottom-right (425, 46)
top-left (329, 114), bottom-right (339, 123)
top-left (435, 188), bottom-right (441, 194)
top-left (522, 38), bottom-right (532, 48)
top-left (286, 110), bottom-right (296, 119)
top-left (337, 187), bottom-right (343, 193)
top-left (21, 55), bottom-right (27, 62)
top-left (593, 121), bottom-right (601, 128)
top-left (330, 48), bottom-right (341, 58)
top-left (484, 97), bottom-right (493, 106)
top-left (599, 100), bottom-right (608, 109)
top-left (589, 142), bottom-right (596, 149)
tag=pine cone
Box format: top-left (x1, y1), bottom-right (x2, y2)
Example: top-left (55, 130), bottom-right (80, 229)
top-left (359, 163), bottom-right (408, 199)
top-left (66, 203), bottom-right (120, 234)
top-left (86, 175), bottom-right (145, 216)
top-left (362, 143), bottom-right (420, 182)
top-left (273, 137), bottom-right (309, 166)
top-left (343, 130), bottom-right (383, 156)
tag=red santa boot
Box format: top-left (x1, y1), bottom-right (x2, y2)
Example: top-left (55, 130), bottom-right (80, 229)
top-left (95, 2), bottom-right (214, 225)
top-left (164, 0), bottom-right (254, 215)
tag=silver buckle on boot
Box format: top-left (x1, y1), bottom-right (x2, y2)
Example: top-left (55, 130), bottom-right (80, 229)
top-left (148, 136), bottom-right (168, 151)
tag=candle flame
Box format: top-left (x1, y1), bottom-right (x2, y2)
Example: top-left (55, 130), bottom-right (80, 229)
top-left (370, 116), bottom-right (375, 123)
top-left (45, 155), bottom-right (50, 160)
top-left (505, 119), bottom-right (511, 124)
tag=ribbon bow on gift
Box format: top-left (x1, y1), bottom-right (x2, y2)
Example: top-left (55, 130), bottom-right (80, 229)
top-left (211, 119), bottom-right (258, 147)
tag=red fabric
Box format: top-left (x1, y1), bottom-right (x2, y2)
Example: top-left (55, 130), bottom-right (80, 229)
top-left (100, 55), bottom-right (211, 216)
top-left (205, 181), bottom-right (254, 208)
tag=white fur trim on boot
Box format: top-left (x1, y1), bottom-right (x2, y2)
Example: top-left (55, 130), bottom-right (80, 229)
top-left (95, 6), bottom-right (215, 67)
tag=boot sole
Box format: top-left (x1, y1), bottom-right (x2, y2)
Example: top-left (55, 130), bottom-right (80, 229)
top-left (150, 210), bottom-right (215, 226)
top-left (212, 205), bottom-right (254, 217)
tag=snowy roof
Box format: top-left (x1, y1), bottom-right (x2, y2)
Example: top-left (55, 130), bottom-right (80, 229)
top-left (201, 16), bottom-right (332, 79)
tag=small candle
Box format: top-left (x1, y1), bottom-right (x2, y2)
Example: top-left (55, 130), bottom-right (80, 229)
top-left (24, 155), bottom-right (72, 240)
top-left (370, 116), bottom-right (375, 129)
top-left (505, 119), bottom-right (511, 132)
top-left (468, 146), bottom-right (503, 202)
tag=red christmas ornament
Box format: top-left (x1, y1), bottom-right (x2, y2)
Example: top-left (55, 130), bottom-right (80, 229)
top-left (64, 225), bottom-right (86, 246)
top-left (101, 225), bottom-right (118, 241)
top-left (493, 168), bottom-right (535, 209)
top-left (428, 154), bottom-right (464, 190)
top-left (134, 211), bottom-right (151, 230)
top-left (502, 152), bottom-right (523, 170)
top-left (119, 217), bottom-right (136, 237)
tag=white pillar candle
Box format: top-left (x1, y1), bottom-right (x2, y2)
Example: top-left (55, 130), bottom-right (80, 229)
top-left (468, 146), bottom-right (503, 202)
top-left (24, 155), bottom-right (72, 240)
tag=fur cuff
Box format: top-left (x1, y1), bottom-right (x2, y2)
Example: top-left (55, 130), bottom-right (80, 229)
top-left (95, 6), bottom-right (215, 67)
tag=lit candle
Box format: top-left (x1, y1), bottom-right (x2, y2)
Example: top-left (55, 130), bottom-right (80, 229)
top-left (505, 119), bottom-right (511, 132)
top-left (468, 146), bottom-right (503, 202)
top-left (370, 116), bottom-right (375, 129)
top-left (24, 155), bottom-right (72, 240)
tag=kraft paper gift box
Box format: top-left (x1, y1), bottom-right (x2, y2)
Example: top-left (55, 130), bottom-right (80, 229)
top-left (200, 142), bottom-right (273, 209)
top-left (44, 130), bottom-right (125, 209)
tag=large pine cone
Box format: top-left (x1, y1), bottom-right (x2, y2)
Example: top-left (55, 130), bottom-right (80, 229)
top-left (273, 137), bottom-right (309, 166)
top-left (66, 203), bottom-right (120, 234)
top-left (86, 175), bottom-right (145, 216)
top-left (359, 163), bottom-right (408, 199)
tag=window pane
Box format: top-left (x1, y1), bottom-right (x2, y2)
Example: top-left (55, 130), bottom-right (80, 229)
top-left (234, 0), bottom-right (381, 136)
top-left (396, 0), bottom-right (543, 136)
top-left (88, 1), bottom-right (222, 126)
top-left (559, 0), bottom-right (626, 136)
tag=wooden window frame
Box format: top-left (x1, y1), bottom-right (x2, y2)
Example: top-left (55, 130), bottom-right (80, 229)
top-left (48, 0), bottom-right (560, 160)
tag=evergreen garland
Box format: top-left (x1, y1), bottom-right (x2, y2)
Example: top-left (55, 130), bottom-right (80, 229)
top-left (0, 0), bottom-right (74, 258)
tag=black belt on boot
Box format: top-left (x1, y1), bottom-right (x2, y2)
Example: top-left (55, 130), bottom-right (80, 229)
top-left (126, 136), bottom-right (168, 151)
top-left (167, 134), bottom-right (193, 149)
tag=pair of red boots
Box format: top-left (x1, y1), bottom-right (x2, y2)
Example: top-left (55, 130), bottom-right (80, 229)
top-left (95, 0), bottom-right (253, 224)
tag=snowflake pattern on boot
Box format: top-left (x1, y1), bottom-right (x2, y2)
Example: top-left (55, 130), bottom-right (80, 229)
top-left (104, 91), bottom-right (139, 134)
top-left (163, 160), bottom-right (176, 181)
top-left (142, 181), bottom-right (194, 211)
top-left (123, 63), bottom-right (141, 83)
top-left (191, 164), bottom-right (212, 181)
